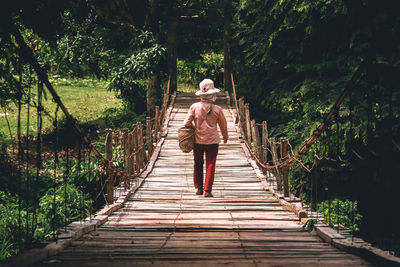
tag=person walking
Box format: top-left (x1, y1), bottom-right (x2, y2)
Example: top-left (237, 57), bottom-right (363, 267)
top-left (183, 79), bottom-right (228, 197)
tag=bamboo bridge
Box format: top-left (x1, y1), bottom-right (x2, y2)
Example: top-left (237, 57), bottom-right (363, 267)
top-left (28, 92), bottom-right (374, 267)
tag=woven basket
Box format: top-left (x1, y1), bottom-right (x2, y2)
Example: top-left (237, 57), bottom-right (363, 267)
top-left (178, 127), bottom-right (195, 153)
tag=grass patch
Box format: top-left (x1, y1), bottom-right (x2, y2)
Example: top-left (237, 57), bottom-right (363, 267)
top-left (178, 83), bottom-right (197, 93)
top-left (0, 80), bottom-right (122, 143)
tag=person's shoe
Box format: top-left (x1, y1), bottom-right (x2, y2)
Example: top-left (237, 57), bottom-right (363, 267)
top-left (204, 191), bottom-right (213, 197)
top-left (196, 188), bottom-right (203, 195)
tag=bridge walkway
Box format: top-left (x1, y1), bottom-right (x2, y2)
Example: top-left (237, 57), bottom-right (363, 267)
top-left (37, 92), bottom-right (372, 266)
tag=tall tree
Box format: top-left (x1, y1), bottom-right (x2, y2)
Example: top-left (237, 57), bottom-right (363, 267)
top-left (88, 0), bottom-right (162, 115)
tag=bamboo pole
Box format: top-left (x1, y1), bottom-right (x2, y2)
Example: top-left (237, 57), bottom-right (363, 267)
top-left (137, 123), bottom-right (144, 170)
top-left (281, 138), bottom-right (289, 197)
top-left (127, 132), bottom-right (134, 188)
top-left (137, 123), bottom-right (142, 169)
top-left (270, 137), bottom-right (282, 191)
top-left (122, 128), bottom-right (129, 170)
top-left (138, 122), bottom-right (147, 167)
top-left (262, 121), bottom-right (268, 163)
top-left (105, 129), bottom-right (113, 162)
top-left (146, 117), bottom-right (153, 157)
top-left (106, 164), bottom-right (114, 205)
top-left (251, 120), bottom-right (261, 158)
top-left (238, 97), bottom-right (246, 137)
top-left (245, 104), bottom-right (252, 143)
top-left (154, 106), bottom-right (160, 141)
top-left (132, 125), bottom-right (138, 173)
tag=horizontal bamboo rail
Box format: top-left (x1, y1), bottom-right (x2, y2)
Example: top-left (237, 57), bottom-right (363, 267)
top-left (103, 77), bottom-right (172, 204)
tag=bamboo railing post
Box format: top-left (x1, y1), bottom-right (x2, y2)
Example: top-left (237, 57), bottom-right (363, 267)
top-left (122, 128), bottom-right (128, 170)
top-left (262, 121), bottom-right (268, 163)
top-left (154, 106), bottom-right (160, 141)
top-left (138, 122), bottom-right (147, 167)
top-left (106, 162), bottom-right (114, 205)
top-left (146, 117), bottom-right (153, 157)
top-left (238, 97), bottom-right (246, 137)
top-left (127, 132), bottom-right (134, 189)
top-left (106, 178), bottom-right (114, 204)
top-left (251, 120), bottom-right (261, 158)
top-left (132, 124), bottom-right (138, 173)
top-left (245, 104), bottom-right (252, 143)
top-left (281, 138), bottom-right (289, 197)
top-left (105, 128), bottom-right (113, 162)
top-left (143, 124), bottom-right (148, 165)
top-left (138, 122), bottom-right (142, 168)
top-left (270, 137), bottom-right (282, 191)
top-left (137, 122), bottom-right (143, 170)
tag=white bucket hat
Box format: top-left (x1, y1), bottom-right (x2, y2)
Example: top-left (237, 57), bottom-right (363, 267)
top-left (195, 79), bottom-right (220, 96)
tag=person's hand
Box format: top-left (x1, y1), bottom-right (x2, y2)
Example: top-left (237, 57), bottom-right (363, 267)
top-left (223, 139), bottom-right (228, 144)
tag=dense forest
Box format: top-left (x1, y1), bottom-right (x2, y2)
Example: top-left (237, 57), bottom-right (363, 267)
top-left (1, 0), bottom-right (399, 260)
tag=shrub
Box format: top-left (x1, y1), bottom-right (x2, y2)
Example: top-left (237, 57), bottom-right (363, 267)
top-left (318, 198), bottom-right (362, 233)
top-left (36, 182), bottom-right (92, 239)
top-left (0, 191), bottom-right (20, 259)
top-left (177, 52), bottom-right (224, 87)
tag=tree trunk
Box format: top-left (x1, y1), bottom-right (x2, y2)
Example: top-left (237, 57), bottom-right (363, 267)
top-left (223, 0), bottom-right (233, 93)
top-left (146, 75), bottom-right (160, 117)
top-left (167, 18), bottom-right (178, 93)
top-left (146, 0), bottom-right (160, 116)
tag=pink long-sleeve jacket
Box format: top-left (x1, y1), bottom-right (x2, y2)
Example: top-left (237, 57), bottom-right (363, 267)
top-left (184, 100), bottom-right (228, 144)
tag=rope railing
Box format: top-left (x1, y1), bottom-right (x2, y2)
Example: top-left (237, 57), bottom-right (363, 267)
top-left (102, 78), bottom-right (172, 203)
top-left (230, 61), bottom-right (366, 197)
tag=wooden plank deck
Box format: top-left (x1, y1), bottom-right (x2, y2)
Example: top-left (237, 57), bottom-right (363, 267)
top-left (37, 92), bottom-right (373, 266)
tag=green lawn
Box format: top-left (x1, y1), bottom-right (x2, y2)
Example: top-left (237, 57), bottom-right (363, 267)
top-left (0, 83), bottom-right (123, 143)
top-left (178, 83), bottom-right (197, 93)
top-left (1, 81), bottom-right (211, 144)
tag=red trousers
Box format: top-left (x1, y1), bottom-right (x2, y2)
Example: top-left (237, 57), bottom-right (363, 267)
top-left (193, 143), bottom-right (219, 191)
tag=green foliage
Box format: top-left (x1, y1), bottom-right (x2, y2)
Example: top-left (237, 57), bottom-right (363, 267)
top-left (318, 198), bottom-right (362, 233)
top-left (0, 191), bottom-right (20, 259)
top-left (302, 219), bottom-right (317, 232)
top-left (36, 182), bottom-right (92, 239)
top-left (109, 31), bottom-right (166, 113)
top-left (53, 11), bottom-right (129, 79)
top-left (0, 180), bottom-right (92, 258)
top-left (177, 52), bottom-right (224, 87)
top-left (0, 235), bottom-right (14, 260)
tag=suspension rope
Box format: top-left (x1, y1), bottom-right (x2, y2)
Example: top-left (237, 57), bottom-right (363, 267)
top-left (16, 62), bottom-right (23, 247)
top-left (33, 79), bottom-right (43, 239)
top-left (1, 105), bottom-right (13, 140)
top-left (25, 80), bottom-right (31, 242)
top-left (64, 145), bottom-right (68, 230)
top-left (52, 104), bottom-right (60, 241)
